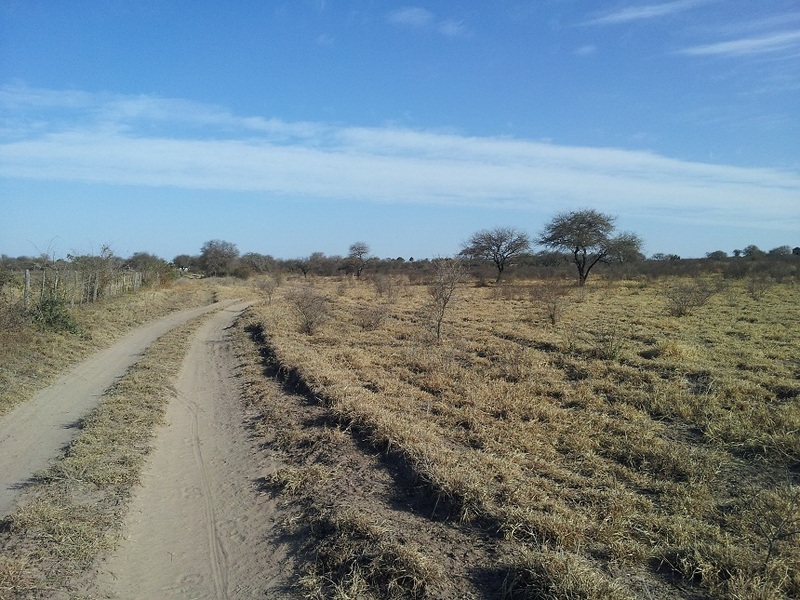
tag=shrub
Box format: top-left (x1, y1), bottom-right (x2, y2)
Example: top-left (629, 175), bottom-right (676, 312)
top-left (30, 292), bottom-right (79, 333)
top-left (530, 280), bottom-right (570, 325)
top-left (663, 279), bottom-right (718, 317)
top-left (286, 286), bottom-right (331, 335)
top-left (424, 258), bottom-right (465, 342)
top-left (746, 276), bottom-right (774, 301)
top-left (257, 277), bottom-right (278, 304)
top-left (357, 304), bottom-right (391, 331)
top-left (372, 275), bottom-right (396, 300)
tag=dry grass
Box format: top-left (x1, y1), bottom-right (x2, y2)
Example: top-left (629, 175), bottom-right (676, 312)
top-left (0, 310), bottom-right (215, 598)
top-left (298, 507), bottom-right (441, 599)
top-left (243, 273), bottom-right (800, 599)
top-left (0, 279), bottom-right (222, 420)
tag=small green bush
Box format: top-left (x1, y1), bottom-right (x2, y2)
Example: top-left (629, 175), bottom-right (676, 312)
top-left (30, 293), bottom-right (79, 333)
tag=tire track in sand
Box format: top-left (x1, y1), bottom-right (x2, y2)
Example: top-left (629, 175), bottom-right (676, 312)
top-left (90, 302), bottom-right (295, 599)
top-left (176, 387), bottom-right (229, 598)
top-left (0, 301), bottom-right (222, 519)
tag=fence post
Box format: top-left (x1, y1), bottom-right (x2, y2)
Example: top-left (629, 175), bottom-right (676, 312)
top-left (72, 271), bottom-right (78, 308)
top-left (24, 269), bottom-right (31, 309)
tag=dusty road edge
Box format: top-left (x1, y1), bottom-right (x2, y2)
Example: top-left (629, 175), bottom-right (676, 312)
top-left (0, 303), bottom-right (234, 598)
top-left (0, 300), bottom-right (223, 519)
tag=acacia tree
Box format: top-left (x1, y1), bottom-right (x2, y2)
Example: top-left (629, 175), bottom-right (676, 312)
top-left (539, 209), bottom-right (643, 286)
top-left (347, 242), bottom-right (370, 278)
top-left (199, 240), bottom-right (239, 277)
top-left (459, 227), bottom-right (531, 282)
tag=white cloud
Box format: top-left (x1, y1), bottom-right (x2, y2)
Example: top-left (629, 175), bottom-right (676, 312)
top-left (677, 29), bottom-right (800, 57)
top-left (387, 7), bottom-right (434, 29)
top-left (1, 86), bottom-right (798, 233)
top-left (574, 45), bottom-right (597, 56)
top-left (438, 19), bottom-right (468, 38)
top-left (585, 0), bottom-right (710, 26)
top-left (387, 7), bottom-right (468, 37)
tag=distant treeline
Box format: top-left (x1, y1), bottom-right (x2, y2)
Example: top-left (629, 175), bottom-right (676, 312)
top-left (3, 242), bottom-right (799, 288)
top-left (171, 240), bottom-right (800, 283)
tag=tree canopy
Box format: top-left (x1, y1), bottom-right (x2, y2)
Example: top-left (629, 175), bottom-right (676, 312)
top-left (460, 227), bottom-right (531, 282)
top-left (539, 209), bottom-right (643, 286)
top-left (199, 240), bottom-right (239, 277)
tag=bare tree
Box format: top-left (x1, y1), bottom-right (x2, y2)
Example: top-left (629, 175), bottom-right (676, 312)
top-left (460, 227), bottom-right (530, 282)
top-left (539, 209), bottom-right (643, 286)
top-left (347, 242), bottom-right (370, 278)
top-left (425, 257), bottom-right (466, 342)
top-left (293, 257), bottom-right (313, 279)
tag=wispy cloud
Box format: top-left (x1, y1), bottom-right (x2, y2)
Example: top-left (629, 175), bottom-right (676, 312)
top-left (387, 6), bottom-right (469, 37)
top-left (1, 86), bottom-right (798, 232)
top-left (438, 19), bottom-right (468, 38)
top-left (574, 45), bottom-right (597, 57)
top-left (585, 0), bottom-right (710, 26)
top-left (677, 29), bottom-right (800, 57)
top-left (387, 7), bottom-right (434, 29)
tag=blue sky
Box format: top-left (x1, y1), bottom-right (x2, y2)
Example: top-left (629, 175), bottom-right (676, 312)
top-left (1, 1), bottom-right (798, 261)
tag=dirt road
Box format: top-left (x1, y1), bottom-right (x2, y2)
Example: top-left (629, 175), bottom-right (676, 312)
top-left (88, 301), bottom-right (296, 599)
top-left (0, 302), bottom-right (221, 518)
top-left (1, 300), bottom-right (298, 598)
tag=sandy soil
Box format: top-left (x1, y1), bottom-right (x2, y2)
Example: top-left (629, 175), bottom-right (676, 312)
top-left (0, 302), bottom-right (221, 519)
top-left (87, 302), bottom-right (297, 599)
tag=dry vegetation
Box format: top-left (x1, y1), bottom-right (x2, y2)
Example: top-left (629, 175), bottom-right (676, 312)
top-left (0, 278), bottom-right (223, 420)
top-left (240, 272), bottom-right (800, 599)
top-left (1, 264), bottom-right (797, 599)
top-left (0, 314), bottom-right (210, 598)
top-left (0, 277), bottom-right (255, 598)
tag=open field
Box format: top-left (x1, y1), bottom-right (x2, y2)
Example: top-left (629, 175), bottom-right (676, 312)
top-left (0, 269), bottom-right (797, 598)
top-left (240, 272), bottom-right (800, 599)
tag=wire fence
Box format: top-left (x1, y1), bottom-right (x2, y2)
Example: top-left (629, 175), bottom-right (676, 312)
top-left (2, 268), bottom-right (156, 309)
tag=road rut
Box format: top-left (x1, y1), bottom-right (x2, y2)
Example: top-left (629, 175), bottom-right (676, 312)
top-left (0, 302), bottom-right (221, 518)
top-left (88, 302), bottom-right (295, 599)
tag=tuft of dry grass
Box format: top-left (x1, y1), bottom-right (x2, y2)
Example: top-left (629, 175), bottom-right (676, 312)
top-left (299, 507), bottom-right (441, 600)
top-left (502, 547), bottom-right (635, 600)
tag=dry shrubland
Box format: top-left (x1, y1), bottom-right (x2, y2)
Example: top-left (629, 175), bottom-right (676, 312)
top-left (244, 272), bottom-right (800, 599)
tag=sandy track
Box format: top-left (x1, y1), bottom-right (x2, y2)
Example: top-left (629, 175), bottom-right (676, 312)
top-left (88, 302), bottom-right (296, 599)
top-left (0, 302), bottom-right (222, 519)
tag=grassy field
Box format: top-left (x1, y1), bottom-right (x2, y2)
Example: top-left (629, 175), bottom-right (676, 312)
top-left (1, 269), bottom-right (796, 598)
top-left (242, 271), bottom-right (800, 599)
